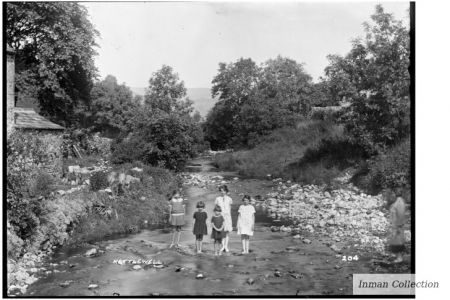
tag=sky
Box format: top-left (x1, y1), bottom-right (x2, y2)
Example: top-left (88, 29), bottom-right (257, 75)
top-left (83, 1), bottom-right (410, 88)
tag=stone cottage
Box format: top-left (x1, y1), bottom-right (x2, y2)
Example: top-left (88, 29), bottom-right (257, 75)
top-left (6, 45), bottom-right (65, 177)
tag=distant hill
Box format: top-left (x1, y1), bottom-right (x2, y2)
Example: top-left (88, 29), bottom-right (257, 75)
top-left (130, 87), bottom-right (216, 117)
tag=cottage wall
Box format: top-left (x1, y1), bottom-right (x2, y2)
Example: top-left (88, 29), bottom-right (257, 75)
top-left (7, 48), bottom-right (15, 135)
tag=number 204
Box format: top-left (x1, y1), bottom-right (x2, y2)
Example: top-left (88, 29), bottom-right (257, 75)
top-left (342, 255), bottom-right (359, 261)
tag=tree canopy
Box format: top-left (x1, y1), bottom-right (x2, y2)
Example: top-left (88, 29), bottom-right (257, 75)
top-left (144, 65), bottom-right (194, 116)
top-left (323, 5), bottom-right (410, 152)
top-left (259, 56), bottom-right (313, 116)
top-left (205, 56), bottom-right (313, 149)
top-left (6, 2), bottom-right (98, 125)
top-left (90, 75), bottom-right (139, 135)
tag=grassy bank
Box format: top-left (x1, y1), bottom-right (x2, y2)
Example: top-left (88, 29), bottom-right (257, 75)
top-left (213, 120), bottom-right (346, 180)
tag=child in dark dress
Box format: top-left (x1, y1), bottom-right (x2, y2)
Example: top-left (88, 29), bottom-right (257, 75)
top-left (211, 205), bottom-right (224, 256)
top-left (193, 201), bottom-right (208, 254)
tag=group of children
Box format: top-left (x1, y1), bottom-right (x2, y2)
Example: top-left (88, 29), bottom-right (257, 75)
top-left (169, 184), bottom-right (407, 262)
top-left (168, 185), bottom-right (255, 255)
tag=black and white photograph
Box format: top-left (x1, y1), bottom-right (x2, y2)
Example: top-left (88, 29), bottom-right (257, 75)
top-left (2, 0), bottom-right (435, 297)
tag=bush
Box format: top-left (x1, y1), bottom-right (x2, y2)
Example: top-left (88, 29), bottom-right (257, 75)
top-left (110, 136), bottom-right (143, 165)
top-left (7, 225), bottom-right (24, 259)
top-left (352, 138), bottom-right (411, 194)
top-left (31, 171), bottom-right (54, 197)
top-left (296, 137), bottom-right (367, 169)
top-left (29, 191), bottom-right (96, 251)
top-left (310, 106), bottom-right (343, 121)
top-left (142, 165), bottom-right (181, 194)
top-left (90, 171), bottom-right (109, 191)
top-left (287, 162), bottom-right (342, 185)
top-left (6, 193), bottom-right (41, 242)
top-left (213, 152), bottom-right (240, 171)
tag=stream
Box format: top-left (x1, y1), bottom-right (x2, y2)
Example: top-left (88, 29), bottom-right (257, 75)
top-left (24, 157), bottom-right (375, 296)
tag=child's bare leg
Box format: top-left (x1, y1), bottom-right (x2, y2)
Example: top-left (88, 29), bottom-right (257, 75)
top-left (170, 228), bottom-right (176, 247)
top-left (176, 228), bottom-right (181, 246)
top-left (199, 240), bottom-right (203, 253)
top-left (224, 235), bottom-right (229, 251)
top-left (245, 238), bottom-right (250, 253)
top-left (221, 233), bottom-right (226, 251)
top-left (241, 236), bottom-right (246, 254)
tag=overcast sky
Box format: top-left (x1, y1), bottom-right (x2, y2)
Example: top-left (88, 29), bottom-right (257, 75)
top-left (84, 1), bottom-right (410, 88)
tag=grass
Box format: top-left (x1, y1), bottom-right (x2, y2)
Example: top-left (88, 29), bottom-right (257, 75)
top-left (284, 137), bottom-right (368, 185)
top-left (213, 120), bottom-right (345, 179)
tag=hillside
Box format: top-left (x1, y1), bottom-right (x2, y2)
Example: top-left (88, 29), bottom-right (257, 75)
top-left (130, 87), bottom-right (216, 117)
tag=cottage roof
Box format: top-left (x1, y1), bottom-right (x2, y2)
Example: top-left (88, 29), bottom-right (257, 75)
top-left (14, 108), bottom-right (64, 130)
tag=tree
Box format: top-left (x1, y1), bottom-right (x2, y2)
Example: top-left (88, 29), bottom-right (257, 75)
top-left (131, 114), bottom-right (198, 170)
top-left (237, 93), bottom-right (302, 147)
top-left (324, 5), bottom-right (410, 152)
top-left (207, 58), bottom-right (261, 148)
top-left (212, 58), bottom-right (261, 109)
top-left (203, 101), bottom-right (237, 150)
top-left (112, 109), bottom-right (203, 170)
top-left (144, 65), bottom-right (193, 115)
top-left (309, 81), bottom-right (339, 107)
top-left (259, 56), bottom-right (313, 116)
top-left (192, 110), bottom-right (202, 123)
top-left (90, 75), bottom-right (139, 136)
top-left (6, 2), bottom-right (99, 125)
top-left (206, 56), bottom-right (313, 149)
top-left (111, 66), bottom-right (205, 169)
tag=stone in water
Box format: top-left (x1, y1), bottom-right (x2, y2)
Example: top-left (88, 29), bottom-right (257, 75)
top-left (85, 248), bottom-right (97, 257)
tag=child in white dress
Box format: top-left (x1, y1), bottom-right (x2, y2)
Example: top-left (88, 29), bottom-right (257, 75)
top-left (215, 185), bottom-right (233, 252)
top-left (237, 195), bottom-right (255, 254)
